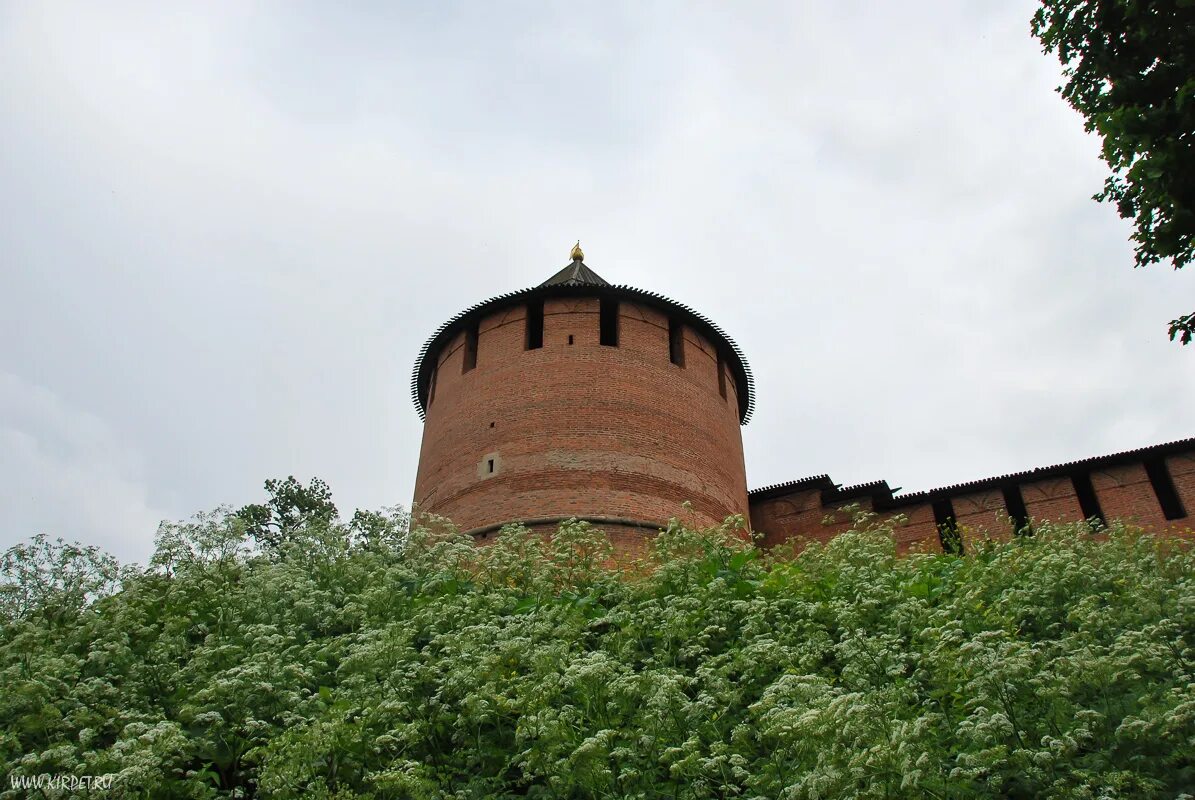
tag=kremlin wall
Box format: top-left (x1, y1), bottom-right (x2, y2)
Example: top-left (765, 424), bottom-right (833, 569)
top-left (412, 246), bottom-right (1195, 554)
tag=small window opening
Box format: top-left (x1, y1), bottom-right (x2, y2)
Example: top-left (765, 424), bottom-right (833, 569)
top-left (1071, 472), bottom-right (1105, 527)
top-left (1144, 458), bottom-right (1186, 520)
top-left (525, 301), bottom-right (543, 350)
top-left (487, 459), bottom-right (494, 474)
top-left (568, 334), bottom-right (574, 345)
top-left (428, 366), bottom-right (438, 407)
top-left (600, 298), bottom-right (619, 346)
top-left (668, 318), bottom-right (685, 367)
top-left (489, 421), bottom-right (495, 428)
top-left (717, 352), bottom-right (727, 399)
top-left (932, 498), bottom-right (962, 554)
top-left (1002, 485), bottom-right (1031, 535)
top-left (462, 322), bottom-right (479, 373)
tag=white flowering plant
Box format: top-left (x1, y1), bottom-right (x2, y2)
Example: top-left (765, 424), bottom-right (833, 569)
top-left (1, 489), bottom-right (1192, 798)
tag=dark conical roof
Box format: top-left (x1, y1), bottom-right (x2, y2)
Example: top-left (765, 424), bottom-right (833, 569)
top-left (411, 255), bottom-right (756, 425)
top-left (540, 260), bottom-right (610, 287)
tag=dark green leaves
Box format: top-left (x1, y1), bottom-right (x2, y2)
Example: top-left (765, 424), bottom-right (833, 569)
top-left (1032, 0), bottom-right (1195, 344)
top-left (236, 476), bottom-right (337, 551)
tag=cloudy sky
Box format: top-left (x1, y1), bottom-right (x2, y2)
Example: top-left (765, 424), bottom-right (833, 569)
top-left (2, 2), bottom-right (1192, 565)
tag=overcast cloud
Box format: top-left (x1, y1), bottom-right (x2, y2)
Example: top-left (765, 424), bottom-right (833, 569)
top-left (2, 1), bottom-right (1192, 565)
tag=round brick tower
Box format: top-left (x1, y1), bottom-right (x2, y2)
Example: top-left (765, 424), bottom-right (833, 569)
top-left (410, 245), bottom-right (755, 550)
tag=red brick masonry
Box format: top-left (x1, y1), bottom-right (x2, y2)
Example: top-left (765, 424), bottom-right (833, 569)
top-left (412, 259), bottom-right (1193, 556)
top-left (414, 297), bottom-right (750, 535)
top-left (750, 440), bottom-right (1195, 553)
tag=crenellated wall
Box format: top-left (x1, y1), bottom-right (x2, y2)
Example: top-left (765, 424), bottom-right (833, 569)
top-left (749, 441), bottom-right (1195, 553)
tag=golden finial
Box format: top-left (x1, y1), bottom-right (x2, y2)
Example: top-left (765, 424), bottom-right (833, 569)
top-left (570, 240), bottom-right (584, 262)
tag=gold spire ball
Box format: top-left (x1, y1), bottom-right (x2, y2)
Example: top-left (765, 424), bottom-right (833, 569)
top-left (570, 240), bottom-right (584, 262)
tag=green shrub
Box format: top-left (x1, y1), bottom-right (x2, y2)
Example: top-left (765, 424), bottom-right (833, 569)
top-left (1, 507), bottom-right (1192, 798)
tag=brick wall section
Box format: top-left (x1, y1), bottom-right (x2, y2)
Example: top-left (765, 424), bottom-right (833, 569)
top-left (952, 488), bottom-right (1015, 548)
top-left (750, 487), bottom-right (828, 550)
top-left (1171, 453), bottom-right (1195, 510)
top-left (749, 446), bottom-right (1195, 554)
top-left (749, 491), bottom-right (944, 554)
top-left (1022, 477), bottom-right (1085, 524)
top-left (1090, 463), bottom-right (1166, 528)
top-left (413, 297), bottom-right (749, 540)
top-left (891, 504), bottom-right (942, 553)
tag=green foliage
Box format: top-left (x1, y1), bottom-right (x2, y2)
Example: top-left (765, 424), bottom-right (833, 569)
top-left (0, 535), bottom-right (126, 625)
top-left (237, 476), bottom-right (338, 551)
top-left (1031, 0), bottom-right (1195, 344)
top-left (1, 502), bottom-right (1193, 798)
